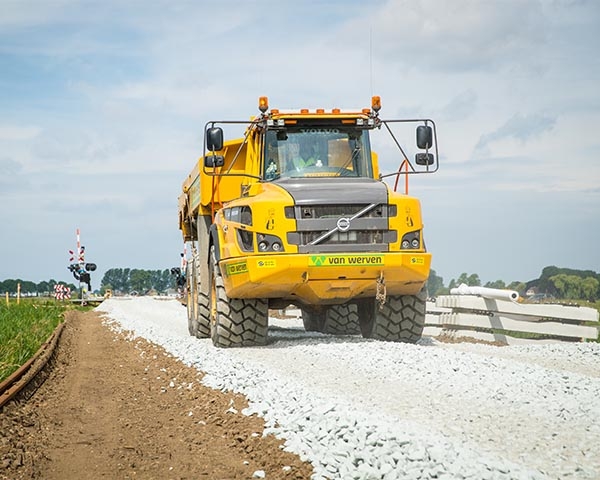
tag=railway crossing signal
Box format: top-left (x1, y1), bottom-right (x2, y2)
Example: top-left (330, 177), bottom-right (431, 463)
top-left (67, 228), bottom-right (97, 305)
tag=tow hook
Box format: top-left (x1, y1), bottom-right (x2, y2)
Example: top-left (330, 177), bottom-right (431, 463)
top-left (376, 272), bottom-right (386, 310)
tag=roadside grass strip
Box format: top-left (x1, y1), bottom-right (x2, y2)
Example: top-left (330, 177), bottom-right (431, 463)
top-left (0, 301), bottom-right (67, 383)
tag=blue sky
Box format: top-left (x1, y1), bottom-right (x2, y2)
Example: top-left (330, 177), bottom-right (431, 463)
top-left (1, 0), bottom-right (599, 288)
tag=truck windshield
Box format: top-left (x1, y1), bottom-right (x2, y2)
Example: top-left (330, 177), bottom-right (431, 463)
top-left (263, 125), bottom-right (373, 181)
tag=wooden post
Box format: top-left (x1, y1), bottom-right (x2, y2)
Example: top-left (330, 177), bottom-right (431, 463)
top-left (5, 292), bottom-right (8, 306)
top-left (17, 283), bottom-right (21, 304)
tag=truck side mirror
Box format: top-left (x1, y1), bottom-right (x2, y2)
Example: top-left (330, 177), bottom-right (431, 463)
top-left (206, 127), bottom-right (224, 151)
top-left (416, 125), bottom-right (433, 149)
top-left (205, 155), bottom-right (225, 168)
top-left (415, 153), bottom-right (435, 166)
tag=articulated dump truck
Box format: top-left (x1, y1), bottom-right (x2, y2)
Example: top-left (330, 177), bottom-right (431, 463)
top-left (178, 96), bottom-right (438, 347)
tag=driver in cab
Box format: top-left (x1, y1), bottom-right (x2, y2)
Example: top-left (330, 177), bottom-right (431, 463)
top-left (292, 143), bottom-right (323, 171)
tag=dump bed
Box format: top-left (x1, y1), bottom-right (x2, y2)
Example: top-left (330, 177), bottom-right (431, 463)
top-left (178, 138), bottom-right (248, 241)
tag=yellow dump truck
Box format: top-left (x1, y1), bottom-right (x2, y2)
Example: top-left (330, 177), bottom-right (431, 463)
top-left (178, 96), bottom-right (438, 347)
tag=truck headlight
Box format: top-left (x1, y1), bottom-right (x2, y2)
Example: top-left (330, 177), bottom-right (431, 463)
top-left (257, 233), bottom-right (284, 252)
top-left (401, 230), bottom-right (421, 250)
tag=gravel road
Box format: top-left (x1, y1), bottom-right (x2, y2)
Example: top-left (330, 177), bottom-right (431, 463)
top-left (97, 297), bottom-right (600, 480)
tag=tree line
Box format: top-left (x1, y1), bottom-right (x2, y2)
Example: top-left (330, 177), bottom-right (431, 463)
top-left (3, 265), bottom-right (598, 301)
top-left (99, 268), bottom-right (176, 294)
top-left (0, 279), bottom-right (78, 296)
top-left (0, 268), bottom-right (178, 296)
top-left (427, 266), bottom-right (600, 302)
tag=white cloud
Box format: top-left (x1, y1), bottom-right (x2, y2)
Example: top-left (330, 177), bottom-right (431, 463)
top-left (0, 0), bottom-right (599, 285)
top-left (339, 0), bottom-right (546, 72)
top-left (474, 112), bottom-right (557, 157)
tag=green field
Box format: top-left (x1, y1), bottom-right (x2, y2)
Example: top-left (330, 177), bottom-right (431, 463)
top-left (0, 300), bottom-right (73, 383)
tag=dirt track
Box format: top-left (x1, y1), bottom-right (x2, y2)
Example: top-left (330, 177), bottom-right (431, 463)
top-left (0, 310), bottom-right (312, 479)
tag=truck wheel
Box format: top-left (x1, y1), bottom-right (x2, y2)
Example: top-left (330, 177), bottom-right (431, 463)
top-left (196, 253), bottom-right (211, 339)
top-left (321, 303), bottom-right (360, 335)
top-left (186, 257), bottom-right (210, 338)
top-left (209, 246), bottom-right (268, 347)
top-left (301, 304), bottom-right (361, 335)
top-left (196, 282), bottom-right (211, 338)
top-left (301, 308), bottom-right (324, 332)
top-left (194, 215), bottom-right (211, 339)
top-left (358, 288), bottom-right (426, 343)
top-left (186, 260), bottom-right (199, 336)
top-left (322, 304), bottom-right (361, 335)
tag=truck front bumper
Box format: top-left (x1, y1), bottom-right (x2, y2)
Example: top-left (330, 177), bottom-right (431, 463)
top-left (219, 252), bottom-right (431, 305)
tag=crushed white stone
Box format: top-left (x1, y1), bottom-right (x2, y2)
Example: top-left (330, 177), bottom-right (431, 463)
top-left (97, 297), bottom-right (600, 480)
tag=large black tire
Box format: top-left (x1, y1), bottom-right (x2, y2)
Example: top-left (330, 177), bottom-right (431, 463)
top-left (186, 257), bottom-right (210, 339)
top-left (301, 308), bottom-right (324, 332)
top-left (186, 260), bottom-right (199, 336)
top-left (322, 304), bottom-right (361, 335)
top-left (209, 246), bottom-right (268, 347)
top-left (301, 304), bottom-right (361, 335)
top-left (195, 216), bottom-right (212, 339)
top-left (358, 288), bottom-right (426, 343)
top-left (196, 280), bottom-right (211, 338)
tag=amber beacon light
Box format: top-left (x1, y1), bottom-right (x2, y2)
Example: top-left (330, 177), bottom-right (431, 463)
top-left (258, 96), bottom-right (269, 113)
top-left (371, 95), bottom-right (381, 113)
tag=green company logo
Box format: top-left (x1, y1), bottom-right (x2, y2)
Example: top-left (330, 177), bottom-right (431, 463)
top-left (310, 256), bottom-right (326, 266)
top-left (309, 254), bottom-right (384, 267)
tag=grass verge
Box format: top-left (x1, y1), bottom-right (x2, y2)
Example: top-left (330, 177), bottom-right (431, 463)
top-left (0, 300), bottom-right (77, 383)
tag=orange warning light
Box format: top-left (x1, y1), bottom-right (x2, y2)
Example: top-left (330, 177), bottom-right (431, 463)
top-left (259, 96), bottom-right (269, 113)
top-left (371, 96), bottom-right (381, 112)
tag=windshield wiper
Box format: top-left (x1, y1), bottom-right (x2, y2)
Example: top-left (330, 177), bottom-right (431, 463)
top-left (333, 146), bottom-right (360, 177)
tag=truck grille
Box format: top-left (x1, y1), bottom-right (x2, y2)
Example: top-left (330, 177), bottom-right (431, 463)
top-left (296, 204), bottom-right (388, 219)
top-left (287, 204), bottom-right (397, 253)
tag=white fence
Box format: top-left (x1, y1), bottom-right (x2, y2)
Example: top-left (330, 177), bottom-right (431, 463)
top-left (425, 295), bottom-right (600, 345)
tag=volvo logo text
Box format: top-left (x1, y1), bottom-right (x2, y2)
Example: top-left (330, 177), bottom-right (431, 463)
top-left (337, 217), bottom-right (351, 232)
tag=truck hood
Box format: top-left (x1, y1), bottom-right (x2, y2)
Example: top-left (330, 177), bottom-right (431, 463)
top-left (274, 178), bottom-right (388, 205)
